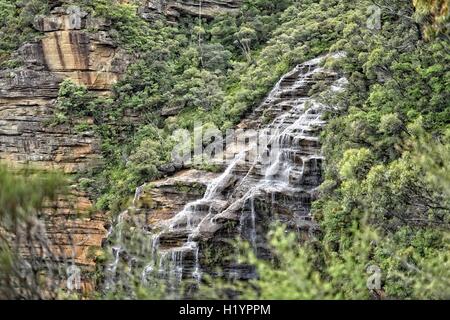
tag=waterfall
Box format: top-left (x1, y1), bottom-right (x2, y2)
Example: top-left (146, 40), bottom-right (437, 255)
top-left (105, 53), bottom-right (347, 293)
top-left (104, 185), bottom-right (145, 289)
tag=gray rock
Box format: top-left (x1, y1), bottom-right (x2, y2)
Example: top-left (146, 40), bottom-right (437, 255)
top-left (143, 0), bottom-right (242, 20)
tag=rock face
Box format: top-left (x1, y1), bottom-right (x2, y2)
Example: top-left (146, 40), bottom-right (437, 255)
top-left (15, 189), bottom-right (106, 268)
top-left (41, 190), bottom-right (107, 268)
top-left (0, 6), bottom-right (129, 269)
top-left (0, 6), bottom-right (128, 173)
top-left (108, 55), bottom-right (346, 291)
top-left (142, 0), bottom-right (242, 19)
top-left (33, 6), bottom-right (127, 91)
top-left (0, 87), bottom-right (102, 173)
top-left (143, 170), bottom-right (220, 227)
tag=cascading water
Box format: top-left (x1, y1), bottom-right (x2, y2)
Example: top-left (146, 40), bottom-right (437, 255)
top-left (104, 184), bottom-right (145, 289)
top-left (105, 53), bottom-right (347, 294)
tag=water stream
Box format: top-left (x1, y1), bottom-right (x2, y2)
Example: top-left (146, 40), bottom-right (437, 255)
top-left (105, 54), bottom-right (347, 294)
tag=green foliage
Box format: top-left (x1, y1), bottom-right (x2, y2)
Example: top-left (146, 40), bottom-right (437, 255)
top-left (199, 0), bottom-right (450, 300)
top-left (239, 226), bottom-right (374, 300)
top-left (0, 164), bottom-right (68, 299)
top-left (0, 165), bottom-right (67, 226)
top-left (0, 0), bottom-right (49, 67)
top-left (52, 80), bottom-right (98, 125)
top-left (311, 0), bottom-right (450, 299)
top-left (3, 0), bottom-right (448, 299)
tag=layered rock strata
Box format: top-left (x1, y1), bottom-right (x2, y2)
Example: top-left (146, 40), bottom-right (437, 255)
top-left (0, 6), bottom-right (128, 172)
top-left (0, 6), bottom-right (129, 270)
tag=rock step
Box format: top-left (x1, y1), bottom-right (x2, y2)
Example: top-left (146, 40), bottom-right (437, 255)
top-left (158, 230), bottom-right (192, 249)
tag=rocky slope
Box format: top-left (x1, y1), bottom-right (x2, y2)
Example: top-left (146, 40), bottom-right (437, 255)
top-left (109, 55), bottom-right (346, 290)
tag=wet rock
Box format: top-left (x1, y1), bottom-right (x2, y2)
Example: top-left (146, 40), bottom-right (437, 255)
top-left (117, 55), bottom-right (345, 284)
top-left (137, 170), bottom-right (220, 224)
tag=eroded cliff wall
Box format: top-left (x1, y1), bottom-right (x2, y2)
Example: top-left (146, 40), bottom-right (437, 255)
top-left (0, 6), bottom-right (128, 173)
top-left (0, 6), bottom-right (129, 271)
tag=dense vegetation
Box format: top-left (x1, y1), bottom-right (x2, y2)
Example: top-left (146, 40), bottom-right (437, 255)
top-left (311, 0), bottom-right (450, 298)
top-left (0, 0), bottom-right (50, 67)
top-left (20, 0), bottom-right (299, 212)
top-left (0, 165), bottom-right (67, 299)
top-left (68, 0), bottom-right (356, 213)
top-left (0, 0), bottom-right (449, 299)
top-left (198, 0), bottom-right (450, 300)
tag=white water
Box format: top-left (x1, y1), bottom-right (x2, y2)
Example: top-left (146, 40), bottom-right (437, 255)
top-left (106, 54), bottom-right (347, 292)
top-left (105, 185), bottom-right (145, 289)
top-left (145, 55), bottom-right (342, 285)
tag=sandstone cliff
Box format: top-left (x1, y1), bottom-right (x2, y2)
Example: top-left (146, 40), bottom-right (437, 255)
top-left (0, 6), bottom-right (130, 270)
top-left (0, 6), bottom-right (128, 173)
